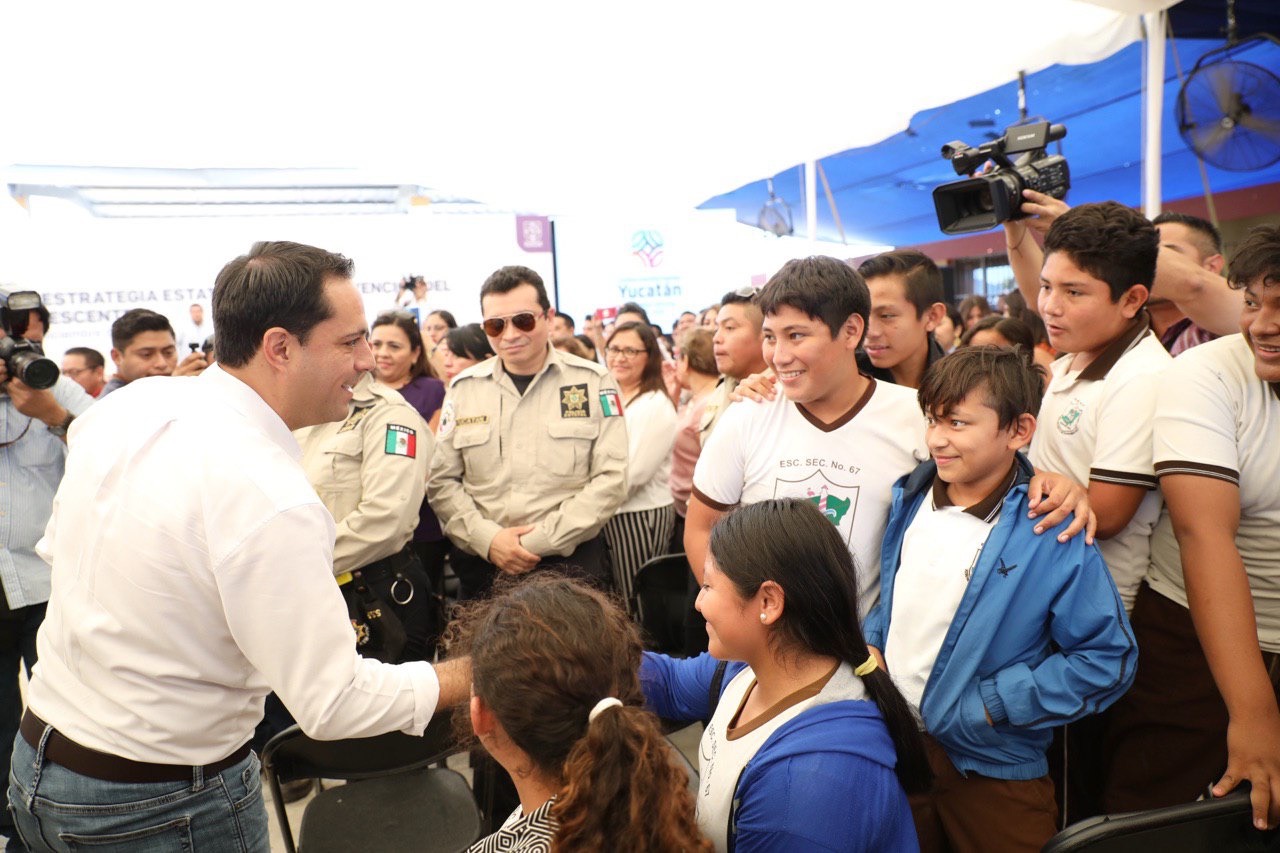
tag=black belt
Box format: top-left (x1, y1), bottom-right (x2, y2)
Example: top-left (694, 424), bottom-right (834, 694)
top-left (337, 545), bottom-right (417, 587)
top-left (20, 710), bottom-right (251, 784)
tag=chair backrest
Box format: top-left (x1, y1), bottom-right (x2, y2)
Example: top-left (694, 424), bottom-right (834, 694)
top-left (633, 553), bottom-right (691, 655)
top-left (1043, 789), bottom-right (1280, 852)
top-left (665, 733), bottom-right (699, 799)
top-left (262, 709), bottom-right (462, 784)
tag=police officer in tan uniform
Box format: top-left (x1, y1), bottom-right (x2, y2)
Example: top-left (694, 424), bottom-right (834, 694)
top-left (427, 265), bottom-right (628, 600)
top-left (295, 372), bottom-right (433, 662)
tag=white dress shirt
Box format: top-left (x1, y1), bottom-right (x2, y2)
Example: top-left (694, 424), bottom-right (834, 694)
top-left (28, 365), bottom-right (440, 765)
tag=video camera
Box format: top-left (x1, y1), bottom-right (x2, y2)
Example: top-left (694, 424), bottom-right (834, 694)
top-left (933, 121), bottom-right (1070, 235)
top-left (0, 290), bottom-right (59, 390)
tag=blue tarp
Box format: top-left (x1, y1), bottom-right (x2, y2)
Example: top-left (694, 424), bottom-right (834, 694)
top-left (700, 35), bottom-right (1280, 248)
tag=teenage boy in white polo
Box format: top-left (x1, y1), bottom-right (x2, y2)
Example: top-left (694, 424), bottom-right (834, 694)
top-left (1031, 202), bottom-right (1171, 611)
top-left (686, 256), bottom-right (1093, 614)
top-left (1104, 225), bottom-right (1280, 830)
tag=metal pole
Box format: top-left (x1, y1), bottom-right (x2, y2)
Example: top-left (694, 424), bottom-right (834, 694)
top-left (1141, 10), bottom-right (1167, 219)
top-left (805, 159), bottom-right (818, 247)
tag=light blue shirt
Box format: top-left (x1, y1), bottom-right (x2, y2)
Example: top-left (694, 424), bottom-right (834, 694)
top-left (0, 376), bottom-right (94, 608)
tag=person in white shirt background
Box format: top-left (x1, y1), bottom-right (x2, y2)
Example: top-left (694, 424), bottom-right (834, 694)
top-left (9, 241), bottom-right (469, 853)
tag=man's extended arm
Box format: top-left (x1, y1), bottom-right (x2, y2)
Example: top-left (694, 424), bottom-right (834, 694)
top-left (1152, 246), bottom-right (1242, 336)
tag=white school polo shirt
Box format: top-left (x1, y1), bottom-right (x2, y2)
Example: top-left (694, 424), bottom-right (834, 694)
top-left (692, 379), bottom-right (927, 612)
top-left (885, 470), bottom-right (1010, 713)
top-left (1147, 334), bottom-right (1280, 652)
top-left (1029, 315), bottom-right (1170, 609)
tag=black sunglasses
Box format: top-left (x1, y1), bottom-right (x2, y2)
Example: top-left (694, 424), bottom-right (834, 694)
top-left (482, 311), bottom-right (541, 337)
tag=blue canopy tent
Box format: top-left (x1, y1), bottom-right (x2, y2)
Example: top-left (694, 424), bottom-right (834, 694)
top-left (700, 7), bottom-right (1280, 249)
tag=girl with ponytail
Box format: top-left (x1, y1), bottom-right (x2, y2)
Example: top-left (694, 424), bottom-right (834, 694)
top-left (641, 498), bottom-right (930, 852)
top-left (453, 574), bottom-right (711, 853)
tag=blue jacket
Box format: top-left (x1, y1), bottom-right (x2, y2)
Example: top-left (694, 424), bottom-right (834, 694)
top-left (641, 652), bottom-right (918, 852)
top-left (864, 454), bottom-right (1137, 781)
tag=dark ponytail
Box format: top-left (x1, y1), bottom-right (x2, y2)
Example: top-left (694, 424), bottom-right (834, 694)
top-left (708, 499), bottom-right (932, 794)
top-left (450, 575), bottom-right (711, 852)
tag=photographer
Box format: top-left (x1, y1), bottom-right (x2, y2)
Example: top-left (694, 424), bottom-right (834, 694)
top-left (0, 299), bottom-right (93, 849)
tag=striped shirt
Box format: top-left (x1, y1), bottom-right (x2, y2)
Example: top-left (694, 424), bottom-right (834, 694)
top-left (0, 375), bottom-right (93, 608)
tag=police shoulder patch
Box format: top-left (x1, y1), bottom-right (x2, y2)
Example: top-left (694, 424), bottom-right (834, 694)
top-left (560, 384), bottom-right (590, 418)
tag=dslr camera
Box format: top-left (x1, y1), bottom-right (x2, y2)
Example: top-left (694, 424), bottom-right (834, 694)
top-left (0, 290), bottom-right (59, 390)
top-left (933, 121), bottom-right (1070, 235)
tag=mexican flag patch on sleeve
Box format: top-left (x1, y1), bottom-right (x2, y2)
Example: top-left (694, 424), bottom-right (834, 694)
top-left (599, 388), bottom-right (623, 417)
top-left (384, 424), bottom-right (417, 457)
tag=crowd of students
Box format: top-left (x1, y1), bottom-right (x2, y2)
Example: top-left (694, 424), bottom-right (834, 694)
top-left (424, 201), bottom-right (1277, 852)
top-left (10, 197), bottom-right (1277, 852)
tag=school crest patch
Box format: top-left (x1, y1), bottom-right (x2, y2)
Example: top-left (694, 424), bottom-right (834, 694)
top-left (773, 469), bottom-right (859, 545)
top-left (1057, 398), bottom-right (1085, 435)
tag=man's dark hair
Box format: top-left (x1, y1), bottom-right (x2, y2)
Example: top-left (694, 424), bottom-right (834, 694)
top-left (64, 346), bottom-right (105, 370)
top-left (1153, 211), bottom-right (1223, 256)
top-left (857, 249), bottom-right (944, 317)
top-left (479, 265), bottom-right (550, 311)
top-left (1043, 202), bottom-right (1159, 301)
top-left (918, 346), bottom-right (1045, 431)
top-left (756, 256), bottom-right (870, 341)
top-left (111, 309), bottom-right (175, 353)
top-left (1227, 225), bottom-right (1280, 291)
top-left (211, 241), bottom-right (352, 368)
top-left (556, 312), bottom-right (576, 331)
top-left (615, 301), bottom-right (650, 324)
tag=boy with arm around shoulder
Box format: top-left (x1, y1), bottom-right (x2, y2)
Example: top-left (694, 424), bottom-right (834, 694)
top-left (865, 346), bottom-right (1137, 853)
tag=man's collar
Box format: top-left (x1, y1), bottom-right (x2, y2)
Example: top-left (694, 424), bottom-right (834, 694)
top-left (931, 461), bottom-right (1018, 523)
top-left (1079, 311), bottom-right (1152, 381)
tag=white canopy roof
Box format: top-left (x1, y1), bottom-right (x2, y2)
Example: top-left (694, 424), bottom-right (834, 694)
top-left (1, 1), bottom-right (1179, 217)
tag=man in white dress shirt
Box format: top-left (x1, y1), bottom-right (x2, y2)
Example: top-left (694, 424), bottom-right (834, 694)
top-left (8, 241), bottom-right (468, 853)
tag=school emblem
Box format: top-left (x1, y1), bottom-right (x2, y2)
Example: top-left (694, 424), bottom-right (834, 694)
top-left (1057, 398), bottom-right (1085, 435)
top-left (773, 469), bottom-right (859, 544)
top-left (337, 405), bottom-right (374, 433)
top-left (560, 384), bottom-right (590, 418)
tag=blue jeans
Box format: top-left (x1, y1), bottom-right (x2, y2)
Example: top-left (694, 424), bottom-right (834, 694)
top-left (7, 730), bottom-right (268, 852)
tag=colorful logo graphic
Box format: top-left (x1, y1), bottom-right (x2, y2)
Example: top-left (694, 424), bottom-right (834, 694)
top-left (773, 469), bottom-right (859, 544)
top-left (631, 230), bottom-right (665, 268)
top-left (1057, 398), bottom-right (1085, 435)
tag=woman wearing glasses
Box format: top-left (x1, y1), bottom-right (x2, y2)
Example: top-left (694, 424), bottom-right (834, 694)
top-left (602, 322), bottom-right (678, 613)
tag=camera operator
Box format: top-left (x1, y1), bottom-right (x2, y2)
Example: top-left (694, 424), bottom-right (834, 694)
top-left (0, 312), bottom-right (93, 848)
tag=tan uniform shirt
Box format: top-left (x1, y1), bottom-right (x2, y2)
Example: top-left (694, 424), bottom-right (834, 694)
top-left (697, 375), bottom-right (739, 447)
top-left (427, 344), bottom-right (628, 560)
top-left (296, 375), bottom-right (431, 576)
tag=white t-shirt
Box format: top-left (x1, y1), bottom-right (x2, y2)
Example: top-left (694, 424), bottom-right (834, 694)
top-left (1029, 322), bottom-right (1170, 609)
top-left (885, 480), bottom-right (1002, 713)
top-left (1148, 334), bottom-right (1280, 651)
top-left (619, 389), bottom-right (678, 513)
top-left (698, 663), bottom-right (866, 853)
top-left (692, 380), bottom-right (927, 612)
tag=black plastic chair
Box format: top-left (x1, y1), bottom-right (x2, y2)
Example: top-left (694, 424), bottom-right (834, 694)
top-left (262, 711), bottom-right (480, 853)
top-left (1043, 788), bottom-right (1280, 852)
top-left (632, 552), bottom-right (692, 655)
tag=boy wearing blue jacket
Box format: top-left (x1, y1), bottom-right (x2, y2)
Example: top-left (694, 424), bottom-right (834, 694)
top-left (865, 346), bottom-right (1136, 853)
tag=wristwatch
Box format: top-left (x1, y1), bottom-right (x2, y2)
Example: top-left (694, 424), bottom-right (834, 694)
top-left (47, 411), bottom-right (75, 437)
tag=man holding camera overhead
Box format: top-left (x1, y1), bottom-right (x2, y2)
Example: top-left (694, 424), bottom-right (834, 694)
top-left (427, 265), bottom-right (628, 600)
top-left (0, 292), bottom-right (92, 851)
